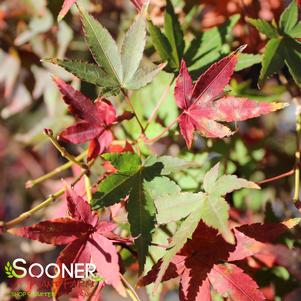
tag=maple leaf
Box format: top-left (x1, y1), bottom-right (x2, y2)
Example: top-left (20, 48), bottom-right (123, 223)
top-left (139, 219), bottom-right (299, 301)
top-left (54, 77), bottom-right (133, 160)
top-left (174, 49), bottom-right (287, 148)
top-left (58, 0), bottom-right (77, 22)
top-left (9, 187), bottom-right (130, 298)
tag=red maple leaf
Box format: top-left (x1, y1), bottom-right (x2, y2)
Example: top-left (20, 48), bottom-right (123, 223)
top-left (9, 187), bottom-right (131, 298)
top-left (139, 219), bottom-right (298, 301)
top-left (174, 50), bottom-right (287, 148)
top-left (54, 77), bottom-right (133, 160)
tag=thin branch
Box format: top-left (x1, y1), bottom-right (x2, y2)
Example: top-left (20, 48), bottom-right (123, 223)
top-left (144, 76), bottom-right (176, 132)
top-left (279, 73), bottom-right (301, 204)
top-left (120, 274), bottom-right (141, 301)
top-left (121, 89), bottom-right (145, 133)
top-left (293, 100), bottom-right (301, 203)
top-left (256, 170), bottom-right (294, 185)
top-left (143, 118), bottom-right (178, 143)
top-left (44, 128), bottom-right (87, 170)
top-left (84, 174), bottom-right (92, 203)
top-left (3, 168), bottom-right (88, 230)
top-left (25, 151), bottom-right (87, 189)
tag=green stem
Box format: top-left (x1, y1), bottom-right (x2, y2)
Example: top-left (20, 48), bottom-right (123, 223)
top-left (4, 168), bottom-right (88, 229)
top-left (121, 89), bottom-right (145, 134)
top-left (143, 118), bottom-right (178, 143)
top-left (84, 174), bottom-right (92, 203)
top-left (293, 108), bottom-right (301, 203)
top-left (144, 76), bottom-right (175, 132)
top-left (26, 151), bottom-right (87, 189)
top-left (120, 274), bottom-right (141, 301)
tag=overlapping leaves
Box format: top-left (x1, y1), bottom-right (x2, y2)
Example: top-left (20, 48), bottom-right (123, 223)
top-left (54, 77), bottom-right (133, 160)
top-left (91, 152), bottom-right (192, 271)
top-left (139, 218), bottom-right (300, 301)
top-left (9, 187), bottom-right (130, 298)
top-left (151, 163), bottom-right (259, 288)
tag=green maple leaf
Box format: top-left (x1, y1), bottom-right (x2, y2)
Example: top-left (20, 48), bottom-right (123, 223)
top-left (91, 153), bottom-right (189, 272)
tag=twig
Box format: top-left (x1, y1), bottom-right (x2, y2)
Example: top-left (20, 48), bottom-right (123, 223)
top-left (120, 274), bottom-right (141, 301)
top-left (3, 169), bottom-right (88, 230)
top-left (121, 89), bottom-right (145, 133)
top-left (25, 151), bottom-right (87, 189)
top-left (279, 73), bottom-right (301, 204)
top-left (293, 99), bottom-right (301, 203)
top-left (44, 129), bottom-right (87, 170)
top-left (143, 118), bottom-right (178, 143)
top-left (84, 174), bottom-right (92, 203)
top-left (256, 169), bottom-right (294, 185)
top-left (144, 76), bottom-right (176, 132)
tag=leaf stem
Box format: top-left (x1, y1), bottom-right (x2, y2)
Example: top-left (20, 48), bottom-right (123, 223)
top-left (293, 100), bottom-right (301, 204)
top-left (256, 169), bottom-right (294, 185)
top-left (120, 274), bottom-right (141, 301)
top-left (44, 128), bottom-right (88, 170)
top-left (85, 174), bottom-right (92, 203)
top-left (143, 118), bottom-right (178, 143)
top-left (121, 89), bottom-right (145, 134)
top-left (144, 76), bottom-right (175, 132)
top-left (25, 151), bottom-right (87, 189)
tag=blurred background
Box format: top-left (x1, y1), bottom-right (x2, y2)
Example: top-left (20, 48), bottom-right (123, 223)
top-left (0, 0), bottom-right (300, 300)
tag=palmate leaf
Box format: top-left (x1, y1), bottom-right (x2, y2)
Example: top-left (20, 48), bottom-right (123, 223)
top-left (9, 188), bottom-right (128, 297)
top-left (91, 153), bottom-right (188, 271)
top-left (174, 51), bottom-right (286, 148)
top-left (49, 7), bottom-right (162, 95)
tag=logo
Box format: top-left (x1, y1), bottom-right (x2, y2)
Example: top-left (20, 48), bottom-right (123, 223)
top-left (4, 258), bottom-right (103, 282)
top-left (5, 261), bottom-right (24, 279)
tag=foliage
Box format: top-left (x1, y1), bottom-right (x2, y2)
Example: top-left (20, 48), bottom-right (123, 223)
top-left (0, 0), bottom-right (301, 301)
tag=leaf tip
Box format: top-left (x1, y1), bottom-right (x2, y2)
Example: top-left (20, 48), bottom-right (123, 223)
top-left (271, 102), bottom-right (289, 111)
top-left (236, 44), bottom-right (248, 54)
top-left (282, 218), bottom-right (301, 229)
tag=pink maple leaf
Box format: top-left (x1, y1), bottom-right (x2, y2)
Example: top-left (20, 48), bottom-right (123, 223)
top-left (9, 187), bottom-right (131, 298)
top-left (54, 77), bottom-right (133, 160)
top-left (58, 0), bottom-right (77, 22)
top-left (130, 0), bottom-right (149, 11)
top-left (174, 50), bottom-right (287, 148)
